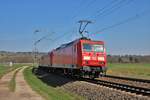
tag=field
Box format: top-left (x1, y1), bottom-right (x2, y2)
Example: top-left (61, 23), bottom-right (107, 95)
top-left (0, 63), bottom-right (31, 78)
top-left (0, 64), bottom-right (9, 78)
top-left (107, 63), bottom-right (150, 79)
top-left (23, 67), bottom-right (84, 100)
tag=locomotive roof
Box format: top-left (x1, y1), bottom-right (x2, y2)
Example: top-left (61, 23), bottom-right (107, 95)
top-left (54, 37), bottom-right (103, 51)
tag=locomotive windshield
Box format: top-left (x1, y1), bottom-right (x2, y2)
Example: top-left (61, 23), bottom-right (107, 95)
top-left (83, 43), bottom-right (104, 52)
top-left (83, 43), bottom-right (92, 52)
top-left (93, 44), bottom-right (104, 52)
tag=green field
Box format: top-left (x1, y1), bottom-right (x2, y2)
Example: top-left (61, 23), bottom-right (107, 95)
top-left (24, 67), bottom-right (84, 100)
top-left (0, 64), bottom-right (9, 78)
top-left (0, 63), bottom-right (31, 79)
top-left (107, 63), bottom-right (150, 79)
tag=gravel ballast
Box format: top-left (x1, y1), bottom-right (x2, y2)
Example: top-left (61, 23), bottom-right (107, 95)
top-left (37, 72), bottom-right (149, 100)
top-left (59, 81), bottom-right (149, 100)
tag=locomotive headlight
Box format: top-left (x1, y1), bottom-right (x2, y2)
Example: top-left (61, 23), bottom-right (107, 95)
top-left (98, 57), bottom-right (105, 61)
top-left (83, 56), bottom-right (90, 60)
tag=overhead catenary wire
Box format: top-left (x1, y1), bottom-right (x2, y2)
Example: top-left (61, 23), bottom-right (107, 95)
top-left (36, 0), bottom-right (144, 52)
top-left (48, 1), bottom-right (93, 48)
top-left (95, 0), bottom-right (134, 18)
top-left (89, 0), bottom-right (134, 20)
top-left (91, 10), bottom-right (150, 36)
top-left (95, 0), bottom-right (127, 17)
top-left (87, 0), bottom-right (118, 19)
top-left (72, 0), bottom-right (97, 20)
top-left (48, 0), bottom-right (131, 47)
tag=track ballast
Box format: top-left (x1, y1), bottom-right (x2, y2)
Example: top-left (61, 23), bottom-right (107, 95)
top-left (81, 78), bottom-right (150, 97)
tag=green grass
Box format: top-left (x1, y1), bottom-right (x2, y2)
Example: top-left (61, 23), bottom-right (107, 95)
top-left (107, 63), bottom-right (150, 79)
top-left (0, 63), bottom-right (32, 79)
top-left (8, 68), bottom-right (21, 92)
top-left (23, 67), bottom-right (84, 100)
top-left (0, 64), bottom-right (9, 78)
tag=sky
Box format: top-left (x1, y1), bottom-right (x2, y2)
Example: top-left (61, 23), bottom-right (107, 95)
top-left (0, 0), bottom-right (150, 55)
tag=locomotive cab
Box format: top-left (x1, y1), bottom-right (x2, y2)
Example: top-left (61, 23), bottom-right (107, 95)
top-left (80, 39), bottom-right (107, 77)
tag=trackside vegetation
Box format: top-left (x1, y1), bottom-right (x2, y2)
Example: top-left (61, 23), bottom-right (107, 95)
top-left (107, 63), bottom-right (150, 79)
top-left (23, 67), bottom-right (84, 100)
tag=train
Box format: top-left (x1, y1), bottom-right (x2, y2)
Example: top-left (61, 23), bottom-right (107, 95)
top-left (36, 37), bottom-right (107, 78)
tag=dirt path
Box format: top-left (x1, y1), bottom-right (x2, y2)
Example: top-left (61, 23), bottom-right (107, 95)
top-left (15, 66), bottom-right (44, 100)
top-left (0, 66), bottom-right (44, 100)
top-left (0, 68), bottom-right (19, 100)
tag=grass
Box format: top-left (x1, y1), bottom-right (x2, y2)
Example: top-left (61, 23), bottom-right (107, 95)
top-left (8, 68), bottom-right (21, 92)
top-left (0, 64), bottom-right (9, 78)
top-left (23, 67), bottom-right (84, 100)
top-left (0, 63), bottom-right (32, 79)
top-left (107, 63), bottom-right (150, 79)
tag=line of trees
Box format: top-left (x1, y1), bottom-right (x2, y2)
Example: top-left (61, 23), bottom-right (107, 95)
top-left (107, 55), bottom-right (150, 63)
top-left (0, 51), bottom-right (150, 63)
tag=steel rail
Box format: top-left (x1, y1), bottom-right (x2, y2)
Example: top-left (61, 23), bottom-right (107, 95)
top-left (104, 75), bottom-right (150, 83)
top-left (82, 78), bottom-right (150, 97)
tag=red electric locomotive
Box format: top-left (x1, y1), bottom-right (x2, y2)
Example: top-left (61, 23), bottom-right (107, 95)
top-left (39, 37), bottom-right (107, 78)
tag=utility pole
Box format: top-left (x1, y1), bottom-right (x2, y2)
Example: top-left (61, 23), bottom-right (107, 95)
top-left (33, 30), bottom-right (40, 67)
top-left (33, 31), bottom-right (53, 66)
top-left (78, 20), bottom-right (92, 37)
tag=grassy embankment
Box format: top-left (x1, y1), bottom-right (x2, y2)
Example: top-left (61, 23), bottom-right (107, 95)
top-left (107, 63), bottom-right (150, 79)
top-left (24, 67), bottom-right (84, 100)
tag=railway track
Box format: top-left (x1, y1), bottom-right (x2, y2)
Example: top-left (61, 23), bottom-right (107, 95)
top-left (34, 68), bottom-right (150, 97)
top-left (81, 78), bottom-right (150, 97)
top-left (104, 75), bottom-right (150, 83)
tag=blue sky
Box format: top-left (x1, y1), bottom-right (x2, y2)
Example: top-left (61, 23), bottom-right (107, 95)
top-left (0, 0), bottom-right (150, 55)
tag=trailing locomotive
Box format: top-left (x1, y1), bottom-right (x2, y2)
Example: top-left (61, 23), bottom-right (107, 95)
top-left (38, 37), bottom-right (107, 78)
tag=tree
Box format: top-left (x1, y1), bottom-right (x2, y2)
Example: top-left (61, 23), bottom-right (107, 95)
top-left (118, 57), bottom-right (123, 63)
top-left (129, 56), bottom-right (133, 63)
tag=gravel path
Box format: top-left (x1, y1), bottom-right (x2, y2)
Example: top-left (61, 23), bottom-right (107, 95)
top-left (0, 68), bottom-right (19, 100)
top-left (0, 66), bottom-right (44, 100)
top-left (15, 66), bottom-right (44, 100)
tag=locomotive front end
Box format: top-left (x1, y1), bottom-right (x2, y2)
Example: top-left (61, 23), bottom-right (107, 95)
top-left (80, 39), bottom-right (107, 78)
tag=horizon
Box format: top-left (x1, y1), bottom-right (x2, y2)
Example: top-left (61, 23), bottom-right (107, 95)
top-left (0, 50), bottom-right (150, 56)
top-left (0, 0), bottom-right (150, 55)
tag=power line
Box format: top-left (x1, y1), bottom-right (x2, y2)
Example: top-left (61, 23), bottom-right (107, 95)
top-left (58, 0), bottom-right (97, 42)
top-left (88, 0), bottom-right (118, 19)
top-left (96, 0), bottom-right (134, 18)
top-left (87, 0), bottom-right (118, 19)
top-left (39, 0), bottom-right (136, 51)
top-left (91, 0), bottom-right (134, 19)
top-left (96, 0), bottom-right (118, 14)
top-left (91, 10), bottom-right (150, 36)
top-left (72, 0), bottom-right (97, 20)
top-left (48, 1), bottom-right (92, 47)
top-left (49, 0), bottom-right (127, 47)
top-left (95, 0), bottom-right (126, 17)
